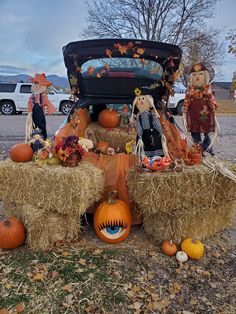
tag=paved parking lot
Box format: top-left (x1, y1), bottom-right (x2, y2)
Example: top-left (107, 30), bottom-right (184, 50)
top-left (0, 114), bottom-right (236, 161)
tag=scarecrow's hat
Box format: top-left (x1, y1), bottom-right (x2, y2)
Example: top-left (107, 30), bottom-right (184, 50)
top-left (29, 73), bottom-right (52, 86)
top-left (190, 63), bottom-right (215, 81)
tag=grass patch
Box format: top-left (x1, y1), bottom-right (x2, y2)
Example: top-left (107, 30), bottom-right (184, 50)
top-left (1, 237), bottom-right (236, 313)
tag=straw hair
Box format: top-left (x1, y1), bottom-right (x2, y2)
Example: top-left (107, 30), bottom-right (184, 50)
top-left (131, 95), bottom-right (160, 122)
top-left (0, 159), bottom-right (105, 216)
top-left (127, 162), bottom-right (236, 242)
top-left (205, 115), bottom-right (221, 152)
top-left (25, 112), bottom-right (33, 142)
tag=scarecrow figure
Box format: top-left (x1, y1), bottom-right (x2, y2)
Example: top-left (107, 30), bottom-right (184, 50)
top-left (183, 63), bottom-right (220, 156)
top-left (119, 104), bottom-right (130, 128)
top-left (25, 73), bottom-right (56, 142)
top-left (29, 129), bottom-right (48, 152)
top-left (131, 88), bottom-right (168, 161)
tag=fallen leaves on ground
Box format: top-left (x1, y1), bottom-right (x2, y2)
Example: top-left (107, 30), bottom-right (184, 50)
top-left (0, 221), bottom-right (235, 313)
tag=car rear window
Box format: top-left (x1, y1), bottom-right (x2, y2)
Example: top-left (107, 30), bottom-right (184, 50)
top-left (0, 83), bottom-right (17, 92)
top-left (20, 84), bottom-right (32, 93)
top-left (81, 57), bottom-right (163, 81)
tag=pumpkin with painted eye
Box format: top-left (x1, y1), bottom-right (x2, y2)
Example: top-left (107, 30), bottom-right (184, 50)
top-left (94, 191), bottom-right (132, 243)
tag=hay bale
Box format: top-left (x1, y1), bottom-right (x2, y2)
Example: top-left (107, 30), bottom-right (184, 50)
top-left (4, 202), bottom-right (82, 250)
top-left (127, 164), bottom-right (236, 215)
top-left (0, 159), bottom-right (104, 216)
top-left (86, 122), bottom-right (135, 150)
top-left (127, 162), bottom-right (236, 241)
top-left (142, 202), bottom-right (236, 243)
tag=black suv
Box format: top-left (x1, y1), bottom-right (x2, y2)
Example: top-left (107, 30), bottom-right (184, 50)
top-left (62, 38), bottom-right (182, 119)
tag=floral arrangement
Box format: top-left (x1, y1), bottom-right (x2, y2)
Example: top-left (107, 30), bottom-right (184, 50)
top-left (32, 140), bottom-right (60, 166)
top-left (54, 135), bottom-right (85, 161)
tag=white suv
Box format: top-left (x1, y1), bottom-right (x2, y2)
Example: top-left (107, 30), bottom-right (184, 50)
top-left (0, 82), bottom-right (74, 115)
top-left (168, 86), bottom-right (186, 115)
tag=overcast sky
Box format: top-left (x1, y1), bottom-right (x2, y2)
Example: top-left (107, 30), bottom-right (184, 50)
top-left (0, 0), bottom-right (235, 81)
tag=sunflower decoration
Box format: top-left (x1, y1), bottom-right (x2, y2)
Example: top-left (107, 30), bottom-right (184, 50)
top-left (134, 87), bottom-right (142, 96)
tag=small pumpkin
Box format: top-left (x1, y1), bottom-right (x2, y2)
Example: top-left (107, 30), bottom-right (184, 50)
top-left (10, 143), bottom-right (33, 162)
top-left (162, 240), bottom-right (177, 256)
top-left (94, 191), bottom-right (132, 243)
top-left (176, 251), bottom-right (188, 264)
top-left (181, 237), bottom-right (204, 259)
top-left (98, 108), bottom-right (120, 128)
top-left (0, 217), bottom-right (26, 249)
top-left (96, 141), bottom-right (110, 154)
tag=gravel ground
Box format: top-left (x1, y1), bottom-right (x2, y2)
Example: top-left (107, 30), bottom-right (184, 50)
top-left (0, 114), bottom-right (236, 161)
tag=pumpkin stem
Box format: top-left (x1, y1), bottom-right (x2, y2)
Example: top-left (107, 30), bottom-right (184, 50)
top-left (107, 191), bottom-right (118, 204)
top-left (3, 218), bottom-right (11, 227)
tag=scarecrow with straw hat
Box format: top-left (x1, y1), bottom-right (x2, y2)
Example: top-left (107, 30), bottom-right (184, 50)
top-left (25, 73), bottom-right (56, 143)
top-left (183, 63), bottom-right (220, 156)
top-left (131, 87), bottom-right (169, 162)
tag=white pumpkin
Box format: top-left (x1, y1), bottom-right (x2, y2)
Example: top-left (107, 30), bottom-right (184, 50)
top-left (176, 251), bottom-right (188, 264)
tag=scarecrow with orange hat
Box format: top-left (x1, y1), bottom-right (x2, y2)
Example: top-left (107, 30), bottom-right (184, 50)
top-left (25, 73), bottom-right (56, 143)
top-left (183, 63), bottom-right (220, 156)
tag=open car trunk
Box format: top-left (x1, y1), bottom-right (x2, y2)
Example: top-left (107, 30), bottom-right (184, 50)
top-left (63, 38), bottom-right (182, 106)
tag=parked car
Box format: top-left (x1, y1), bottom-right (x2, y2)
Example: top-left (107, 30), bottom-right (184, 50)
top-left (62, 38), bottom-right (182, 119)
top-left (0, 82), bottom-right (74, 115)
top-left (168, 86), bottom-right (186, 115)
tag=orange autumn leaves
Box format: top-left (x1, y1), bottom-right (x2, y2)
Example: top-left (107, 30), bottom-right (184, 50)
top-left (105, 42), bottom-right (146, 66)
top-left (86, 64), bottom-right (111, 78)
top-left (81, 41), bottom-right (159, 79)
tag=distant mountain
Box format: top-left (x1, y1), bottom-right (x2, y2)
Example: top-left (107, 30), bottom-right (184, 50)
top-left (0, 74), bottom-right (69, 88)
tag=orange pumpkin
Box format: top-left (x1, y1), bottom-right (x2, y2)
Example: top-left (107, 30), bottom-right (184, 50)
top-left (161, 240), bottom-right (178, 256)
top-left (96, 141), bottom-right (110, 154)
top-left (98, 108), bottom-right (120, 128)
top-left (94, 191), bottom-right (132, 243)
top-left (10, 143), bottom-right (33, 162)
top-left (0, 217), bottom-right (26, 249)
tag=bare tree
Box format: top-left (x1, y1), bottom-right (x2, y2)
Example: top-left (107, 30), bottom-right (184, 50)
top-left (181, 29), bottom-right (224, 86)
top-left (82, 0), bottom-right (223, 84)
top-left (226, 30), bottom-right (236, 57)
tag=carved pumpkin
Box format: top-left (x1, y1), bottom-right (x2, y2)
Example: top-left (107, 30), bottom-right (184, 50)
top-left (181, 237), bottom-right (204, 259)
top-left (94, 191), bottom-right (132, 243)
top-left (0, 217), bottom-right (26, 249)
top-left (162, 240), bottom-right (177, 256)
top-left (96, 141), bottom-right (110, 154)
top-left (98, 108), bottom-right (120, 128)
top-left (10, 143), bottom-right (33, 162)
